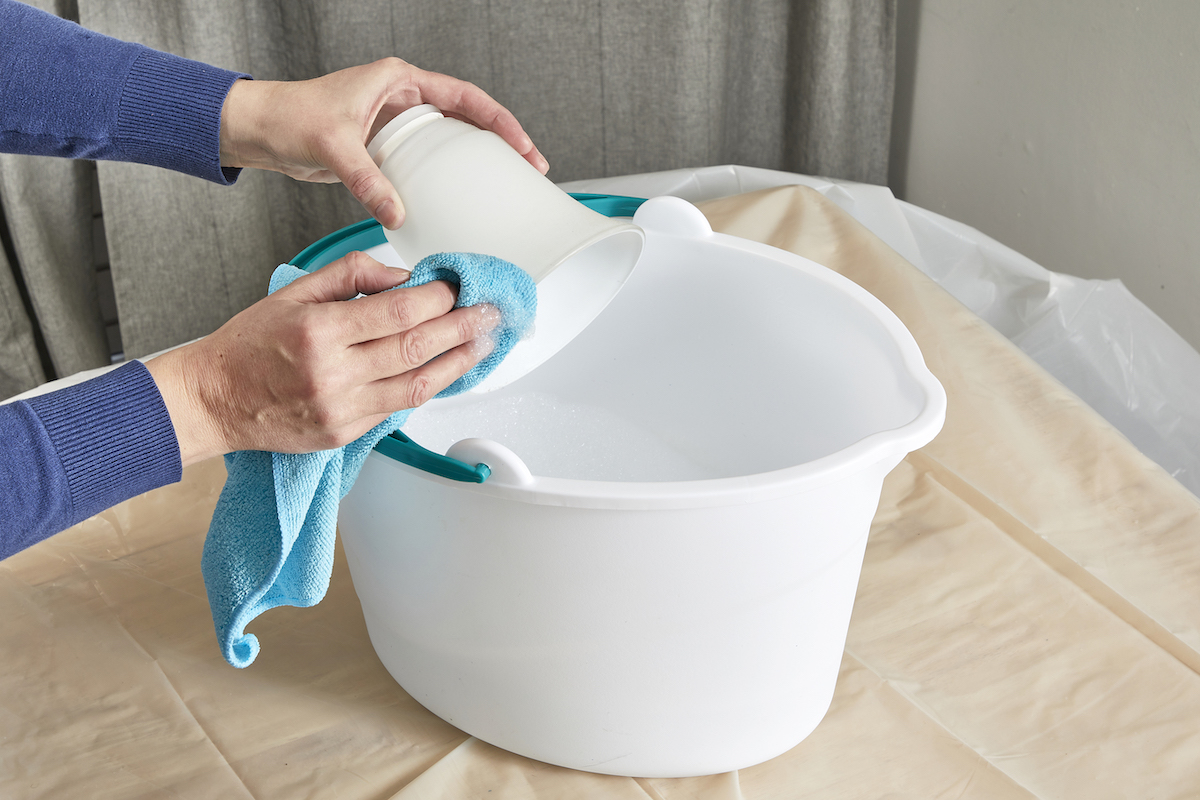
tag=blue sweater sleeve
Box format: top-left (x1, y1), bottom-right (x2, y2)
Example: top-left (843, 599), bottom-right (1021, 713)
top-left (0, 361), bottom-right (182, 559)
top-left (0, 0), bottom-right (249, 183)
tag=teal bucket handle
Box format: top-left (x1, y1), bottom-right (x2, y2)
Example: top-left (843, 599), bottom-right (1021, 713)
top-left (288, 192), bottom-right (646, 482)
top-left (291, 218), bottom-right (387, 273)
top-left (568, 193), bottom-right (648, 218)
top-left (376, 430), bottom-right (492, 483)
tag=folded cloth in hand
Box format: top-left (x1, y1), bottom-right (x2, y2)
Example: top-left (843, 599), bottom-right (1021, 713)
top-left (202, 252), bottom-right (536, 668)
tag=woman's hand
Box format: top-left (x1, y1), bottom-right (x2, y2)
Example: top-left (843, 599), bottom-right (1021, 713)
top-left (145, 252), bottom-right (499, 466)
top-left (218, 58), bottom-right (549, 229)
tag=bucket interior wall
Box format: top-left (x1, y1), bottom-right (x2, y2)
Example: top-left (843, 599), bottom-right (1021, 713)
top-left (405, 235), bottom-right (926, 483)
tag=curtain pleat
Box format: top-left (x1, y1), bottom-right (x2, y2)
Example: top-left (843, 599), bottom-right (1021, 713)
top-left (0, 0), bottom-right (897, 386)
top-left (785, 0), bottom-right (897, 182)
top-left (0, 155), bottom-right (109, 378)
top-left (0, 211), bottom-right (46, 397)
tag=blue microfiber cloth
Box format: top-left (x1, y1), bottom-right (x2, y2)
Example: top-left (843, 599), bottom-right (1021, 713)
top-left (202, 252), bottom-right (536, 668)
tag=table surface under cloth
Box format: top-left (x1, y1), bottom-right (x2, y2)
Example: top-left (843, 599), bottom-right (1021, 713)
top-left (2, 185), bottom-right (1198, 800)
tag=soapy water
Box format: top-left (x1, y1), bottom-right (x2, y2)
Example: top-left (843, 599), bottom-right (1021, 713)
top-left (404, 391), bottom-right (715, 483)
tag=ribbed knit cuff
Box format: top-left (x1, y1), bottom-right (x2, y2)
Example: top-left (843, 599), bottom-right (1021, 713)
top-left (116, 48), bottom-right (250, 185)
top-left (25, 361), bottom-right (182, 527)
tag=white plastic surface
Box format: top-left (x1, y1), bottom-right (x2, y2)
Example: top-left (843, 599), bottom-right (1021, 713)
top-left (339, 197), bottom-right (945, 776)
top-left (366, 103), bottom-right (444, 165)
top-left (366, 107), bottom-right (644, 392)
top-left (445, 438), bottom-right (534, 487)
top-left (342, 455), bottom-right (882, 778)
top-left (560, 165), bottom-right (1200, 497)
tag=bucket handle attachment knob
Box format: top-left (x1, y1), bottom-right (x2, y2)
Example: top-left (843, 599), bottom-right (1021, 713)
top-left (445, 438), bottom-right (536, 488)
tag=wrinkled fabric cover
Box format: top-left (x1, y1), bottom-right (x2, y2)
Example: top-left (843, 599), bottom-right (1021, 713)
top-left (2, 187), bottom-right (1196, 798)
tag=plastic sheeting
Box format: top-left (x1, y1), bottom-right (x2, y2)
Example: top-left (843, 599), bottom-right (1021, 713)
top-left (562, 166), bottom-right (1200, 496)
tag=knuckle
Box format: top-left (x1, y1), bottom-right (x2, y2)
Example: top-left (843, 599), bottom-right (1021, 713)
top-left (343, 250), bottom-right (373, 272)
top-left (400, 329), bottom-right (431, 367)
top-left (385, 295), bottom-right (417, 332)
top-left (288, 329), bottom-right (319, 363)
top-left (456, 309), bottom-right (489, 343)
top-left (403, 374), bottom-right (436, 409)
top-left (450, 347), bottom-right (478, 375)
top-left (345, 166), bottom-right (381, 202)
top-left (291, 310), bottom-right (328, 354)
top-left (309, 402), bottom-right (339, 430)
top-left (295, 369), bottom-right (332, 406)
top-left (457, 310), bottom-right (483, 342)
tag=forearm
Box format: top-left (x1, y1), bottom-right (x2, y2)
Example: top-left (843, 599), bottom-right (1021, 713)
top-left (0, 361), bottom-right (182, 559)
top-left (0, 0), bottom-right (248, 183)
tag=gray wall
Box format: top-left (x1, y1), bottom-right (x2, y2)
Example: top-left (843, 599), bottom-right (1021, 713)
top-left (889, 0), bottom-right (1200, 350)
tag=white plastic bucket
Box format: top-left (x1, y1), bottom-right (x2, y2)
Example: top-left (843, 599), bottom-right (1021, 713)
top-left (337, 197), bottom-right (946, 777)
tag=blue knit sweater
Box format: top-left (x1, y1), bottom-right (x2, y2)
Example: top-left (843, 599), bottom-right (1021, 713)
top-left (0, 0), bottom-right (248, 557)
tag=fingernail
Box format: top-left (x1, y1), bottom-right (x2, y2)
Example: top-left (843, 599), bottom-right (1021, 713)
top-left (386, 265), bottom-right (411, 282)
top-left (376, 199), bottom-right (405, 230)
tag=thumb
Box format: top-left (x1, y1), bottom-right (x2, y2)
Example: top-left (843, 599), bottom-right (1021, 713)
top-left (327, 136), bottom-right (406, 229)
top-left (283, 251), bottom-right (411, 304)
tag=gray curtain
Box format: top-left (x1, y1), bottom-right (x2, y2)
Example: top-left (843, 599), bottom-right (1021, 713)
top-left (0, 210), bottom-right (47, 398)
top-left (0, 0), bottom-right (110, 395)
top-left (0, 0), bottom-right (896, 397)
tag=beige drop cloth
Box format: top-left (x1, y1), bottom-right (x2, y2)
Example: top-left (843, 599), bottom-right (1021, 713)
top-left (2, 186), bottom-right (1198, 799)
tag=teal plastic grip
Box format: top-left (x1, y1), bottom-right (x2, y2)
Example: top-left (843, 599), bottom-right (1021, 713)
top-left (375, 431), bottom-right (491, 483)
top-left (291, 218), bottom-right (387, 273)
top-left (287, 192), bottom-right (647, 482)
top-left (568, 193), bottom-right (648, 218)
